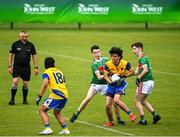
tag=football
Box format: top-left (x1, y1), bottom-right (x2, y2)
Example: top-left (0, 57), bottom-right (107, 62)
top-left (111, 74), bottom-right (121, 83)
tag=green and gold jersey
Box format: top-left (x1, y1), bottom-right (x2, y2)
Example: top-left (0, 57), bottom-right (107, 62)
top-left (91, 56), bottom-right (109, 84)
top-left (138, 55), bottom-right (154, 82)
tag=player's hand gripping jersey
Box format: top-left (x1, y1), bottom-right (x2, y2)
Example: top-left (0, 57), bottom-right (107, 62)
top-left (91, 56), bottom-right (109, 84)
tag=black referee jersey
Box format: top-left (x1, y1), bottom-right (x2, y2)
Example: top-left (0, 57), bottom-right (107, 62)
top-left (10, 40), bottom-right (36, 70)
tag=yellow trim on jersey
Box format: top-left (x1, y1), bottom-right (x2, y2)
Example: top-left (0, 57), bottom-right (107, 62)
top-left (43, 67), bottom-right (68, 99)
top-left (105, 59), bottom-right (128, 75)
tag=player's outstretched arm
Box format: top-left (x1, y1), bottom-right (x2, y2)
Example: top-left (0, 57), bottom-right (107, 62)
top-left (36, 78), bottom-right (48, 105)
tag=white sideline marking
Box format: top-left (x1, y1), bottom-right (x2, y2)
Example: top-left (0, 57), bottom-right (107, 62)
top-left (38, 51), bottom-right (91, 63)
top-left (39, 50), bottom-right (180, 77)
top-left (153, 70), bottom-right (180, 76)
top-left (68, 118), bottom-right (134, 136)
top-left (36, 112), bottom-right (133, 136)
top-left (45, 113), bottom-right (134, 136)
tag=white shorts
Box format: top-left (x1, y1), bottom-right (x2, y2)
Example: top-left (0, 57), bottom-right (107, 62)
top-left (91, 84), bottom-right (107, 95)
top-left (136, 80), bottom-right (154, 95)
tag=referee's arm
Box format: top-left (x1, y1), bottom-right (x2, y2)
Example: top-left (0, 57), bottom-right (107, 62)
top-left (8, 53), bottom-right (14, 74)
top-left (32, 54), bottom-right (39, 75)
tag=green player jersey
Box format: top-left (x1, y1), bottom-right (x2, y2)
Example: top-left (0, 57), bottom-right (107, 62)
top-left (138, 55), bottom-right (154, 82)
top-left (91, 56), bottom-right (109, 84)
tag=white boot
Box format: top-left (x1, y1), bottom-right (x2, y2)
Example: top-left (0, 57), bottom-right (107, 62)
top-left (59, 129), bottom-right (70, 134)
top-left (38, 128), bottom-right (53, 135)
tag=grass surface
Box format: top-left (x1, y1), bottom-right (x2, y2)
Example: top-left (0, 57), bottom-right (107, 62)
top-left (0, 29), bottom-right (180, 136)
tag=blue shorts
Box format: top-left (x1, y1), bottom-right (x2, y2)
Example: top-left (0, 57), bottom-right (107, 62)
top-left (106, 80), bottom-right (128, 96)
top-left (42, 97), bottom-right (67, 110)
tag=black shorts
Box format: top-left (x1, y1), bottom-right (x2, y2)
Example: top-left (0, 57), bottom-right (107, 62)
top-left (12, 66), bottom-right (31, 81)
top-left (105, 92), bottom-right (121, 98)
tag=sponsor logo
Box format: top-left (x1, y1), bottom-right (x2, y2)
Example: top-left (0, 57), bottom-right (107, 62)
top-left (24, 3), bottom-right (55, 14)
top-left (78, 3), bottom-right (109, 15)
top-left (132, 3), bottom-right (163, 14)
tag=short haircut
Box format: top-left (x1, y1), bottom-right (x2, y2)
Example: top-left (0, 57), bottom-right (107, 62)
top-left (45, 57), bottom-right (55, 69)
top-left (19, 30), bottom-right (28, 36)
top-left (91, 45), bottom-right (99, 52)
top-left (20, 30), bottom-right (28, 33)
top-left (131, 42), bottom-right (143, 50)
top-left (109, 47), bottom-right (123, 58)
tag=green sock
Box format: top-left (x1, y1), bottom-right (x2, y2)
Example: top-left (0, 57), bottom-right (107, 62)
top-left (75, 111), bottom-right (80, 116)
top-left (151, 111), bottom-right (157, 118)
top-left (140, 115), bottom-right (146, 121)
top-left (117, 117), bottom-right (122, 122)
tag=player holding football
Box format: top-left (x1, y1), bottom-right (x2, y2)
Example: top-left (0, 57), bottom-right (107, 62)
top-left (36, 57), bottom-right (70, 135)
top-left (131, 42), bottom-right (161, 125)
top-left (103, 47), bottom-right (136, 126)
top-left (70, 45), bottom-right (126, 126)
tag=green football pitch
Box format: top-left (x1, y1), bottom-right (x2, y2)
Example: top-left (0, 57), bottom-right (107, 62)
top-left (0, 29), bottom-right (180, 136)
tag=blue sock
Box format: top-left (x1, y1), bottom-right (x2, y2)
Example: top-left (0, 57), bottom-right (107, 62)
top-left (127, 110), bottom-right (132, 115)
top-left (45, 123), bottom-right (50, 128)
top-left (61, 124), bottom-right (67, 129)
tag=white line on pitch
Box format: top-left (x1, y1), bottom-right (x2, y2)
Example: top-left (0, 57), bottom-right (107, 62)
top-left (68, 118), bottom-right (134, 136)
top-left (39, 50), bottom-right (180, 77)
top-left (47, 112), bottom-right (134, 136)
top-left (38, 51), bottom-right (91, 63)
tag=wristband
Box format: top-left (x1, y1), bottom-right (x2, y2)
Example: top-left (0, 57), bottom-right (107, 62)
top-left (38, 94), bottom-right (42, 99)
top-left (34, 67), bottom-right (38, 69)
top-left (8, 65), bottom-right (12, 68)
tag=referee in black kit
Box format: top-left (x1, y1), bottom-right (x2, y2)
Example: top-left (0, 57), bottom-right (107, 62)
top-left (8, 30), bottom-right (39, 105)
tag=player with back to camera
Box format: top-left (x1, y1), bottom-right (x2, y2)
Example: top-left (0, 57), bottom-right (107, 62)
top-left (131, 42), bottom-right (161, 125)
top-left (103, 47), bottom-right (137, 126)
top-left (8, 30), bottom-right (39, 105)
top-left (70, 45), bottom-right (126, 126)
top-left (36, 57), bottom-right (70, 135)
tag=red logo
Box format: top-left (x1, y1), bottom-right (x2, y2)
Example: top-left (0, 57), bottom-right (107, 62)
top-left (98, 66), bottom-right (104, 72)
top-left (138, 63), bottom-right (142, 68)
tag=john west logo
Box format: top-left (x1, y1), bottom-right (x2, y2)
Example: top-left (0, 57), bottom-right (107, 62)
top-left (78, 3), bottom-right (109, 15)
top-left (132, 3), bottom-right (163, 15)
top-left (24, 3), bottom-right (56, 14)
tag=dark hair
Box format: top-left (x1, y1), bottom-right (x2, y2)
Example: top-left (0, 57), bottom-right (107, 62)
top-left (91, 45), bottom-right (99, 52)
top-left (131, 42), bottom-right (143, 50)
top-left (109, 47), bottom-right (123, 58)
top-left (20, 30), bottom-right (28, 33)
top-left (45, 57), bottom-right (55, 69)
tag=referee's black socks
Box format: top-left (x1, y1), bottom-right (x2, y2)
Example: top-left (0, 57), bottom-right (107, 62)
top-left (22, 86), bottom-right (28, 102)
top-left (11, 87), bottom-right (17, 101)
